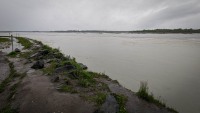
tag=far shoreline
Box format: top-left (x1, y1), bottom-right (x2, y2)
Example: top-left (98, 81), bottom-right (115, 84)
top-left (0, 28), bottom-right (200, 34)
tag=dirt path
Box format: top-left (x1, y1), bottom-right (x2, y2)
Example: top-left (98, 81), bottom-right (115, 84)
top-left (10, 57), bottom-right (95, 113)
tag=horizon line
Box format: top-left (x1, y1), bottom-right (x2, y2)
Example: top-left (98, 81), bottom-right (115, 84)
top-left (0, 28), bottom-right (200, 32)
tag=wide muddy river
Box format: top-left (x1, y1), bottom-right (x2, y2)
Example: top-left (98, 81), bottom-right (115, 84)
top-left (2, 32), bottom-right (200, 113)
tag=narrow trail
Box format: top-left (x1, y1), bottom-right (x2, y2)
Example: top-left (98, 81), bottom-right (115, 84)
top-left (9, 57), bottom-right (95, 113)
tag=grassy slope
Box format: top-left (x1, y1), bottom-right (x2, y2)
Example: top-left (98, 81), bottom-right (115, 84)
top-left (16, 37), bottom-right (32, 49)
top-left (0, 38), bottom-right (10, 43)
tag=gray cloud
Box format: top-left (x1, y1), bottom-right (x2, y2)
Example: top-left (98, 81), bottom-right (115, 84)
top-left (0, 0), bottom-right (199, 31)
top-left (135, 0), bottom-right (200, 29)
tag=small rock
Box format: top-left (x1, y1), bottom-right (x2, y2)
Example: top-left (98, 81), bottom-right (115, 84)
top-left (78, 63), bottom-right (88, 70)
top-left (39, 49), bottom-right (49, 55)
top-left (31, 60), bottom-right (44, 69)
top-left (11, 94), bottom-right (15, 100)
top-left (52, 76), bottom-right (59, 82)
top-left (25, 59), bottom-right (32, 64)
top-left (97, 83), bottom-right (103, 87)
top-left (64, 78), bottom-right (71, 85)
top-left (53, 52), bottom-right (64, 59)
top-left (55, 65), bottom-right (75, 73)
top-left (69, 71), bottom-right (79, 79)
top-left (29, 49), bottom-right (49, 59)
top-left (32, 45), bottom-right (41, 50)
top-left (30, 53), bottom-right (40, 58)
top-left (15, 48), bottom-right (21, 52)
top-left (46, 59), bottom-right (52, 63)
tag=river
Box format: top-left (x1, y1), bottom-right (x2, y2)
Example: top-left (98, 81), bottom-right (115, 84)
top-left (1, 32), bottom-right (200, 113)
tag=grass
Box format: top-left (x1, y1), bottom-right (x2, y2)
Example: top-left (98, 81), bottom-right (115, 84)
top-left (0, 38), bottom-right (10, 43)
top-left (41, 45), bottom-right (105, 90)
top-left (136, 81), bottom-right (178, 113)
top-left (18, 73), bottom-right (26, 79)
top-left (16, 37), bottom-right (32, 49)
top-left (7, 52), bottom-right (18, 58)
top-left (93, 92), bottom-right (107, 106)
top-left (136, 82), bottom-right (155, 102)
top-left (41, 45), bottom-right (76, 76)
top-left (57, 84), bottom-right (77, 93)
top-left (41, 45), bottom-right (97, 88)
top-left (78, 79), bottom-right (95, 87)
top-left (34, 44), bottom-right (67, 60)
top-left (0, 62), bottom-right (24, 93)
top-left (9, 83), bottom-right (19, 91)
top-left (81, 92), bottom-right (107, 106)
top-left (78, 71), bottom-right (96, 87)
top-left (0, 63), bottom-right (15, 93)
top-left (19, 51), bottom-right (34, 59)
top-left (42, 44), bottom-right (53, 51)
top-left (0, 77), bottom-right (10, 93)
top-left (112, 93), bottom-right (128, 113)
top-left (88, 71), bottom-right (110, 80)
top-left (43, 61), bottom-right (57, 75)
top-left (7, 82), bottom-right (20, 101)
top-left (0, 104), bottom-right (18, 113)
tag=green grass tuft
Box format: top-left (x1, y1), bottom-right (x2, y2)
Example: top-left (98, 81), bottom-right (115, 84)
top-left (16, 37), bottom-right (32, 49)
top-left (0, 63), bottom-right (15, 93)
top-left (112, 93), bottom-right (128, 113)
top-left (0, 78), bottom-right (10, 93)
top-left (88, 71), bottom-right (110, 79)
top-left (136, 82), bottom-right (154, 102)
top-left (57, 84), bottom-right (77, 93)
top-left (136, 81), bottom-right (178, 113)
top-left (0, 38), bottom-right (10, 43)
top-left (82, 92), bottom-right (107, 106)
top-left (0, 62), bottom-right (22, 93)
top-left (93, 92), bottom-right (107, 106)
top-left (7, 82), bottom-right (20, 101)
top-left (19, 51), bottom-right (34, 58)
top-left (78, 79), bottom-right (94, 88)
top-left (7, 52), bottom-right (18, 58)
top-left (0, 104), bottom-right (18, 113)
top-left (78, 71), bottom-right (96, 87)
top-left (43, 61), bottom-right (57, 75)
top-left (9, 83), bottom-right (19, 91)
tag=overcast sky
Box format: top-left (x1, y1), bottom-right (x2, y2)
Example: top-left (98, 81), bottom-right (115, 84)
top-left (0, 0), bottom-right (200, 31)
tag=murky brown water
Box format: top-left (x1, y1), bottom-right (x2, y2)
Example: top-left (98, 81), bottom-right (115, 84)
top-left (1, 32), bottom-right (200, 113)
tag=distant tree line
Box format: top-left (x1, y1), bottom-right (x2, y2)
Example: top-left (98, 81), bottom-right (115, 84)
top-left (131, 28), bottom-right (200, 34)
top-left (53, 29), bottom-right (200, 34)
top-left (1, 28), bottom-right (200, 34)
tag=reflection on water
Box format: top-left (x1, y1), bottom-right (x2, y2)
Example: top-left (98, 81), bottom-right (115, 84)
top-left (1, 32), bottom-right (200, 113)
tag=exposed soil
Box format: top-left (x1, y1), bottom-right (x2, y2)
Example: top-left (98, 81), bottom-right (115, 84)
top-left (8, 57), bottom-right (95, 113)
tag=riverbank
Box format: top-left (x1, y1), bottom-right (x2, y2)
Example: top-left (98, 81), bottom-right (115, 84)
top-left (0, 36), bottom-right (178, 113)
